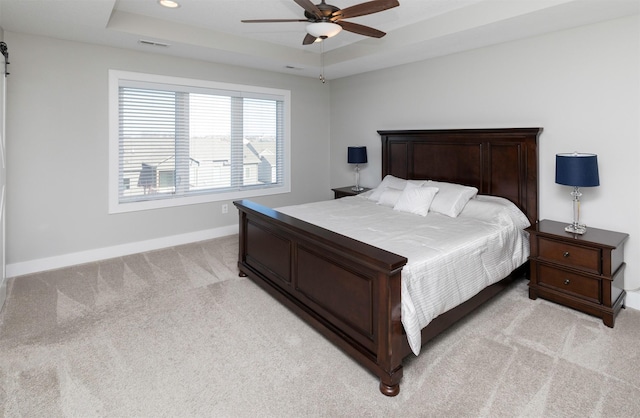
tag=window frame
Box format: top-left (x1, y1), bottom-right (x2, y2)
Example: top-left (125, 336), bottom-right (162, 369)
top-left (108, 70), bottom-right (291, 214)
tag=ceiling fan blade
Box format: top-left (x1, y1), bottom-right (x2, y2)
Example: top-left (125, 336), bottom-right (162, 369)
top-left (337, 21), bottom-right (386, 38)
top-left (241, 19), bottom-right (308, 23)
top-left (303, 33), bottom-right (317, 45)
top-left (332, 0), bottom-right (399, 20)
top-left (294, 0), bottom-right (323, 20)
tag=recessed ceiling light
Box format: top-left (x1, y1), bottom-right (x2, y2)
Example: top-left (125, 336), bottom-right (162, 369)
top-left (158, 0), bottom-right (180, 8)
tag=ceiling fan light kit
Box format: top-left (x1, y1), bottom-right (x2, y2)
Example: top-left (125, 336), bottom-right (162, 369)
top-left (306, 22), bottom-right (342, 39)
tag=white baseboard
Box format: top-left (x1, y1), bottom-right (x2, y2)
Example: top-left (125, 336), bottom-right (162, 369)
top-left (6, 224), bottom-right (239, 278)
top-left (625, 289), bottom-right (640, 311)
top-left (0, 275), bottom-right (6, 312)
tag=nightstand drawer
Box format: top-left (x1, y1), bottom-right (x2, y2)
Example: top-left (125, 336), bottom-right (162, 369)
top-left (538, 237), bottom-right (601, 274)
top-left (537, 264), bottom-right (600, 303)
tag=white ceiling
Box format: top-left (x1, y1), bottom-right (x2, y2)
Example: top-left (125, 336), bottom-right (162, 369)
top-left (0, 0), bottom-right (638, 80)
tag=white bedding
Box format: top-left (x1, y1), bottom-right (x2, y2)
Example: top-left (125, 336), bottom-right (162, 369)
top-left (277, 194), bottom-right (530, 355)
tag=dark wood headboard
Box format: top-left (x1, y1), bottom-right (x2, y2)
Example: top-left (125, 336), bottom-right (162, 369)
top-left (378, 128), bottom-right (542, 225)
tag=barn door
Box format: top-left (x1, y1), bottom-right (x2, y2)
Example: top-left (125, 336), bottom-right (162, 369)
top-left (0, 42), bottom-right (6, 311)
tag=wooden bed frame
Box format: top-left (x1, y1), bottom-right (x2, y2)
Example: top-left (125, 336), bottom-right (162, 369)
top-left (234, 128), bottom-right (542, 396)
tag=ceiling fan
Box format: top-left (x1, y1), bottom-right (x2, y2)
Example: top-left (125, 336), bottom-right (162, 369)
top-left (242, 0), bottom-right (400, 45)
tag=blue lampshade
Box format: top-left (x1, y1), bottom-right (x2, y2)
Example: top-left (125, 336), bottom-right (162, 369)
top-left (555, 153), bottom-right (599, 187)
top-left (348, 146), bottom-right (367, 164)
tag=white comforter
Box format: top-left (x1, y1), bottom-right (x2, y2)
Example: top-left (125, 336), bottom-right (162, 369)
top-left (277, 194), bottom-right (530, 355)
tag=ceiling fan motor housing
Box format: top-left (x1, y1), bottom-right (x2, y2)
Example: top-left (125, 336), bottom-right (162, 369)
top-left (304, 2), bottom-right (340, 21)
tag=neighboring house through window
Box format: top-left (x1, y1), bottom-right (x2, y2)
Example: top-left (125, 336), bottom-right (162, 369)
top-left (108, 70), bottom-right (290, 213)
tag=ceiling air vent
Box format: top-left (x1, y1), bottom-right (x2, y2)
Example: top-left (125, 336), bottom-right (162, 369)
top-left (138, 39), bottom-right (170, 48)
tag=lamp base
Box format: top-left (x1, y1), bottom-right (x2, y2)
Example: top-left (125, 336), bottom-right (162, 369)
top-left (565, 187), bottom-right (586, 234)
top-left (565, 223), bottom-right (587, 235)
top-left (351, 186), bottom-right (365, 192)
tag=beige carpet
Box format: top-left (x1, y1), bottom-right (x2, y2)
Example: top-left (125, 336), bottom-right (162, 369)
top-left (1, 235), bottom-right (639, 417)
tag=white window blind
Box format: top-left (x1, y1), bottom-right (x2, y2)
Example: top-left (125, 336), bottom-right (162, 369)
top-left (109, 71), bottom-right (290, 213)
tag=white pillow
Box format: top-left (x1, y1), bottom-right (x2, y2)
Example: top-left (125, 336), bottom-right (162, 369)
top-left (368, 175), bottom-right (426, 201)
top-left (426, 180), bottom-right (478, 218)
top-left (377, 187), bottom-right (404, 207)
top-left (394, 184), bottom-right (439, 216)
top-left (368, 175), bottom-right (408, 201)
top-left (464, 195), bottom-right (531, 229)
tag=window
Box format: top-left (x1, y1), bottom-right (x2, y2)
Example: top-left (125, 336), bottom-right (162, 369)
top-left (109, 70), bottom-right (290, 213)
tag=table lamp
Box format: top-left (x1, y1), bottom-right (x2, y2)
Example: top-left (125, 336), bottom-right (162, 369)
top-left (348, 146), bottom-right (367, 192)
top-left (555, 152), bottom-right (599, 234)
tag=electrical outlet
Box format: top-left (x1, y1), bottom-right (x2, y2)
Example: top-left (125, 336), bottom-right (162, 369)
top-left (221, 204), bottom-right (228, 214)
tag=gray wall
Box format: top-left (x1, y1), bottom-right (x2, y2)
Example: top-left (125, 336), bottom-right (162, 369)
top-left (329, 16), bottom-right (640, 295)
top-left (5, 15), bottom-right (640, 304)
top-left (5, 32), bottom-right (331, 271)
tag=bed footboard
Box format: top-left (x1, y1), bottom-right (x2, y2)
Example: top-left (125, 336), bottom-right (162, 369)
top-left (234, 199), bottom-right (408, 396)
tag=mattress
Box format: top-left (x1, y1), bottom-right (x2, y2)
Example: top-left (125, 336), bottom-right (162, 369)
top-left (277, 194), bottom-right (530, 355)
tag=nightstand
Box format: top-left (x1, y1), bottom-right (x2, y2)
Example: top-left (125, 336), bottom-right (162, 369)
top-left (527, 219), bottom-right (628, 327)
top-left (332, 186), bottom-right (371, 199)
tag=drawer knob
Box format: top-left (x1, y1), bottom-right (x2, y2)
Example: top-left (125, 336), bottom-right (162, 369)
top-left (563, 251), bottom-right (570, 258)
top-left (564, 279), bottom-right (571, 285)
